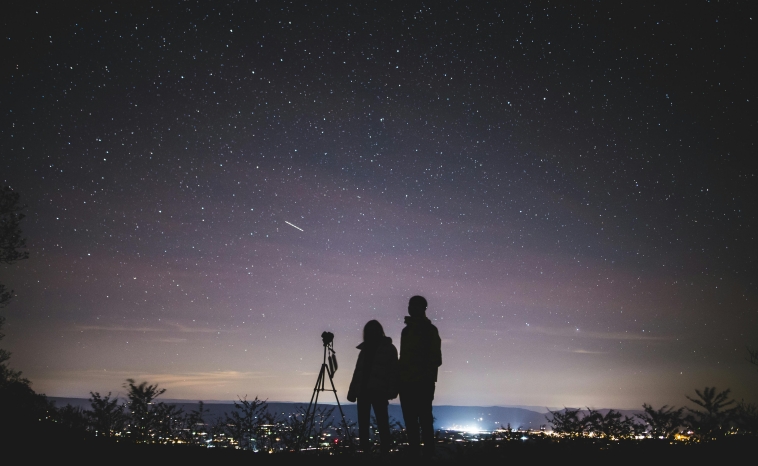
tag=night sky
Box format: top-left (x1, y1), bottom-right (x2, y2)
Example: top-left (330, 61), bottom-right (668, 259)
top-left (1, 1), bottom-right (756, 410)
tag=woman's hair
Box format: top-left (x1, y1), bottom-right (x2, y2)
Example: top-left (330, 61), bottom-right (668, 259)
top-left (363, 319), bottom-right (385, 343)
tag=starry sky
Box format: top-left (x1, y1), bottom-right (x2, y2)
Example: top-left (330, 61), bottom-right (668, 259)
top-left (1, 1), bottom-right (756, 409)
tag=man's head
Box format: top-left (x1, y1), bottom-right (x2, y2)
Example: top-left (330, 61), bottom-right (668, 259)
top-left (408, 295), bottom-right (428, 317)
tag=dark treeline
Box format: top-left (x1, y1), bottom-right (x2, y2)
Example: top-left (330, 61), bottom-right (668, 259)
top-left (546, 386), bottom-right (758, 441)
top-left (2, 372), bottom-right (758, 463)
top-left (3, 375), bottom-right (346, 452)
top-left (3, 371), bottom-right (757, 452)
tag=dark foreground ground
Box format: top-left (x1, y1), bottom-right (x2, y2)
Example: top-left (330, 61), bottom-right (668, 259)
top-left (4, 421), bottom-right (753, 465)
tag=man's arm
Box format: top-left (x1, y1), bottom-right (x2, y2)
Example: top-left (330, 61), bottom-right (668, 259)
top-left (431, 327), bottom-right (442, 368)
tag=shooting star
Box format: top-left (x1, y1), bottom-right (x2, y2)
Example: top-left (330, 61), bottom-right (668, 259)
top-left (284, 221), bottom-right (304, 232)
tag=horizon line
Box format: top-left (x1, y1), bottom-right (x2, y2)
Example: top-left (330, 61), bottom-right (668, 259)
top-left (46, 396), bottom-right (648, 412)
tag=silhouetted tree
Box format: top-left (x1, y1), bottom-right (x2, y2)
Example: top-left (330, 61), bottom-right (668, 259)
top-left (208, 415), bottom-right (230, 447)
top-left (731, 400), bottom-right (758, 436)
top-left (0, 317), bottom-right (27, 389)
top-left (728, 348), bottom-right (758, 436)
top-left (297, 405), bottom-right (336, 449)
top-left (0, 190), bottom-right (49, 427)
top-left (0, 316), bottom-right (50, 424)
top-left (0, 186), bottom-right (29, 309)
top-left (154, 402), bottom-right (185, 443)
top-left (88, 391), bottom-right (126, 437)
top-left (224, 395), bottom-right (269, 450)
top-left (0, 188), bottom-right (30, 390)
top-left (310, 405), bottom-right (335, 445)
top-left (123, 378), bottom-right (167, 442)
top-left (685, 386), bottom-right (736, 440)
top-left (749, 347), bottom-right (758, 370)
top-left (637, 404), bottom-right (684, 439)
top-left (585, 408), bottom-right (640, 439)
top-left (0, 377), bottom-right (52, 428)
top-left (256, 410), bottom-right (278, 452)
top-left (184, 400), bottom-right (210, 445)
top-left (547, 407), bottom-right (588, 437)
top-left (55, 404), bottom-right (89, 432)
top-left (280, 406), bottom-right (309, 450)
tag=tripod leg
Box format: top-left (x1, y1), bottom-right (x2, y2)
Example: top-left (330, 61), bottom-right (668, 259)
top-left (325, 366), bottom-right (353, 444)
top-left (303, 364), bottom-right (327, 448)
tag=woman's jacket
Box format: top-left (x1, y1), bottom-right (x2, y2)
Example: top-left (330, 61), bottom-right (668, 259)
top-left (347, 336), bottom-right (399, 401)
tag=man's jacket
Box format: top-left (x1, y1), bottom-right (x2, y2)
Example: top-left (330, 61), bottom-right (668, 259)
top-left (399, 315), bottom-right (442, 386)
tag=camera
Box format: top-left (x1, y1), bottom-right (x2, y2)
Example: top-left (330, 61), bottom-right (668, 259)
top-left (321, 331), bottom-right (334, 347)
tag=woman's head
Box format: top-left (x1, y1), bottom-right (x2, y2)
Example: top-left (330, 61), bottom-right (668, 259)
top-left (363, 319), bottom-right (385, 343)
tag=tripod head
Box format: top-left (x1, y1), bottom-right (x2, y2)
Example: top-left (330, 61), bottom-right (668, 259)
top-left (321, 331), bottom-right (334, 347)
top-left (319, 331), bottom-right (338, 376)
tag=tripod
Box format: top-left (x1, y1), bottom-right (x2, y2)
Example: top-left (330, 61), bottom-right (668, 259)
top-left (302, 337), bottom-right (352, 448)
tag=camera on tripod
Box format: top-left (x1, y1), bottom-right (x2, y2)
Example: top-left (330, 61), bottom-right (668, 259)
top-left (321, 331), bottom-right (338, 376)
top-left (301, 331), bottom-right (351, 447)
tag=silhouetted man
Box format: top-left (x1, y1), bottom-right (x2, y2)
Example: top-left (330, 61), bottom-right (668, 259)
top-left (398, 295), bottom-right (442, 457)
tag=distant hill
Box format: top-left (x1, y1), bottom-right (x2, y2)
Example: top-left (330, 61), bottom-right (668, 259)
top-left (48, 398), bottom-right (640, 431)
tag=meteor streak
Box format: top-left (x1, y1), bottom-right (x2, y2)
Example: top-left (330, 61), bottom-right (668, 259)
top-left (285, 221), bottom-right (304, 232)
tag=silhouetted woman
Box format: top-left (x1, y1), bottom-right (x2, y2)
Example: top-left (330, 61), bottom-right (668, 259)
top-left (347, 319), bottom-right (399, 454)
